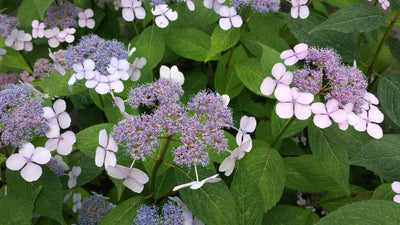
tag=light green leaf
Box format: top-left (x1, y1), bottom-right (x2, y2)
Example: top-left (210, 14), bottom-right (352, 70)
top-left (311, 3), bottom-right (387, 33)
top-left (308, 123), bottom-right (350, 194)
top-left (33, 0), bottom-right (54, 20)
top-left (206, 27), bottom-right (240, 61)
top-left (319, 185), bottom-right (371, 212)
top-left (326, 0), bottom-right (362, 8)
top-left (76, 123), bottom-right (115, 159)
top-left (270, 109), bottom-right (310, 140)
top-left (315, 200), bottom-right (400, 225)
top-left (33, 71), bottom-right (86, 96)
top-left (235, 58), bottom-right (265, 96)
top-left (259, 43), bottom-right (283, 79)
top-left (242, 140), bottom-right (285, 211)
top-left (284, 155), bottom-right (343, 193)
top-left (372, 183), bottom-right (395, 201)
top-left (132, 26), bottom-right (165, 70)
top-left (64, 151), bottom-right (103, 188)
top-left (174, 166), bottom-right (237, 225)
top-left (16, 0), bottom-right (40, 30)
top-left (263, 205), bottom-right (320, 225)
top-left (154, 168), bottom-right (176, 200)
top-left (378, 74), bottom-right (400, 127)
top-left (98, 197), bottom-right (143, 225)
top-left (0, 46), bottom-right (32, 72)
top-left (231, 161), bottom-right (264, 225)
top-left (350, 134), bottom-right (400, 182)
top-left (173, 0), bottom-right (219, 28)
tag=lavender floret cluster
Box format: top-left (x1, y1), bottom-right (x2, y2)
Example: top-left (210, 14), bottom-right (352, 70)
top-left (293, 47), bottom-right (368, 112)
top-left (134, 201), bottom-right (184, 225)
top-left (0, 84), bottom-right (48, 147)
top-left (46, 159), bottom-right (65, 178)
top-left (44, 2), bottom-right (81, 28)
top-left (65, 34), bottom-right (129, 74)
top-left (33, 58), bottom-right (56, 80)
top-left (0, 72), bottom-right (19, 87)
top-left (112, 80), bottom-right (232, 167)
top-left (231, 0), bottom-right (280, 13)
top-left (77, 195), bottom-right (114, 225)
top-left (0, 14), bottom-right (20, 38)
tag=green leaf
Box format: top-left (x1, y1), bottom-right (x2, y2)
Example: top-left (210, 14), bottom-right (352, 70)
top-left (76, 123), bottom-right (115, 159)
top-left (259, 43), bottom-right (284, 78)
top-left (33, 72), bottom-right (86, 96)
top-left (73, 0), bottom-right (92, 9)
top-left (65, 151), bottom-right (103, 187)
top-left (308, 123), bottom-right (350, 194)
top-left (284, 155), bottom-right (343, 193)
top-left (181, 72), bottom-right (208, 104)
top-left (173, 0), bottom-right (219, 28)
top-left (319, 185), bottom-right (371, 212)
top-left (33, 0), bottom-right (54, 20)
top-left (154, 168), bottom-right (176, 200)
top-left (98, 196), bottom-right (143, 225)
top-left (7, 168), bottom-right (66, 225)
top-left (242, 140), bottom-right (285, 211)
top-left (378, 74), bottom-right (400, 127)
top-left (206, 27), bottom-right (240, 61)
top-left (326, 0), bottom-right (362, 8)
top-left (0, 46), bottom-right (32, 72)
top-left (241, 32), bottom-right (289, 58)
top-left (282, 13), bottom-right (358, 62)
top-left (132, 26), bottom-right (165, 70)
top-left (350, 134), bottom-right (400, 181)
top-left (387, 36), bottom-right (400, 65)
top-left (263, 205), bottom-right (320, 225)
top-left (214, 45), bottom-right (247, 99)
top-left (390, 0), bottom-right (400, 9)
top-left (231, 161), bottom-right (264, 225)
top-left (315, 200), bottom-right (400, 225)
top-left (166, 28), bottom-right (214, 62)
top-left (372, 183), bottom-right (395, 201)
top-left (235, 58), bottom-right (265, 96)
top-left (16, 0), bottom-right (40, 30)
top-left (0, 182), bottom-right (41, 225)
top-left (311, 3), bottom-right (387, 33)
top-left (270, 110), bottom-right (310, 140)
top-left (174, 166), bottom-right (237, 225)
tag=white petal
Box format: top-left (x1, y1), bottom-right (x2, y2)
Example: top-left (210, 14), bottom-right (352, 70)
top-left (313, 114), bottom-right (331, 129)
top-left (19, 142), bottom-right (35, 158)
top-left (95, 147), bottom-right (105, 167)
top-left (123, 177), bottom-right (144, 193)
top-left (105, 151), bottom-right (116, 168)
top-left (311, 102), bottom-right (327, 114)
top-left (296, 92), bottom-right (314, 104)
top-left (42, 107), bottom-right (56, 119)
top-left (276, 102), bottom-right (293, 119)
top-left (107, 165), bottom-right (129, 179)
top-left (110, 80), bottom-right (124, 93)
top-left (260, 77), bottom-right (276, 96)
top-left (190, 181), bottom-right (205, 189)
top-left (130, 168), bottom-right (150, 184)
top-left (394, 195), bottom-right (400, 204)
top-left (236, 131), bottom-right (243, 146)
top-left (367, 123), bottom-right (383, 139)
top-left (86, 19), bottom-right (95, 29)
top-left (219, 157), bottom-right (235, 176)
top-left (31, 147), bottom-right (51, 164)
top-left (134, 7), bottom-right (146, 19)
top-left (57, 131), bottom-right (76, 155)
top-left (155, 15), bottom-right (169, 28)
top-left (21, 162), bottom-right (42, 182)
top-left (219, 5), bottom-right (230, 17)
top-left (291, 6), bottom-right (299, 19)
top-left (98, 129), bottom-right (108, 147)
top-left (53, 99), bottom-right (66, 114)
top-left (219, 18), bottom-right (231, 30)
top-left (274, 85), bottom-right (292, 102)
top-left (231, 15), bottom-right (242, 28)
top-left (330, 109), bottom-right (347, 124)
top-left (45, 138), bottom-right (59, 151)
top-left (95, 82), bottom-right (110, 94)
top-left (173, 181), bottom-right (196, 191)
top-left (58, 112), bottom-right (72, 129)
top-left (299, 6), bottom-right (309, 19)
top-left (6, 154), bottom-right (27, 170)
top-left (294, 103), bottom-right (311, 120)
top-left (45, 122), bottom-right (60, 138)
top-left (123, 8), bottom-right (134, 21)
top-left (392, 181), bottom-right (400, 193)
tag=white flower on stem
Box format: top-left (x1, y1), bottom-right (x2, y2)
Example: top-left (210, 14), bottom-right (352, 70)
top-left (169, 196), bottom-right (205, 225)
top-left (5, 29), bottom-right (33, 51)
top-left (72, 193), bottom-right (82, 213)
top-left (159, 65), bottom-right (184, 86)
top-left (236, 115), bottom-right (256, 145)
top-left (73, 59), bottom-right (96, 80)
top-left (218, 6), bottom-right (242, 30)
top-left (58, 28), bottom-right (76, 43)
top-left (204, 0), bottom-right (225, 13)
top-left (85, 72), bottom-right (124, 95)
top-left (151, 4), bottom-right (178, 28)
top-left (353, 107), bottom-right (384, 139)
top-left (129, 57), bottom-right (146, 81)
top-left (392, 181), bottom-right (400, 203)
top-left (44, 27), bottom-right (61, 48)
top-left (121, 0), bottom-right (146, 21)
top-left (280, 43), bottom-right (308, 66)
top-left (337, 103), bottom-right (359, 130)
top-left (45, 123), bottom-right (76, 155)
top-left (42, 99), bottom-right (72, 129)
top-left (260, 62), bottom-right (293, 96)
top-left (219, 136), bottom-right (252, 176)
top-left (68, 166), bottom-right (81, 188)
top-left (291, 0), bottom-right (309, 19)
top-left (53, 155), bottom-right (70, 171)
top-left (6, 142), bottom-right (51, 182)
top-left (275, 86), bottom-right (314, 120)
top-left (78, 9), bottom-right (95, 29)
top-left (107, 57), bottom-right (130, 80)
top-left (173, 165), bottom-right (221, 191)
top-left (95, 129), bottom-right (118, 168)
top-left (0, 48), bottom-right (6, 61)
top-left (106, 164), bottom-right (149, 193)
top-left (31, 20), bottom-right (45, 38)
top-left (49, 49), bottom-right (66, 75)
top-left (311, 99), bottom-right (347, 129)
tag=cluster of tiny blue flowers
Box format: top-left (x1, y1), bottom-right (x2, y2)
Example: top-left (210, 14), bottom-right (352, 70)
top-left (33, 58), bottom-right (56, 80)
top-left (65, 34), bottom-right (129, 74)
top-left (134, 201), bottom-right (184, 225)
top-left (293, 47), bottom-right (368, 112)
top-left (231, 0), bottom-right (280, 13)
top-left (0, 72), bottom-right (19, 87)
top-left (0, 84), bottom-right (48, 147)
top-left (112, 79), bottom-right (232, 167)
top-left (44, 2), bottom-right (81, 28)
top-left (77, 195), bottom-right (115, 225)
top-left (0, 14), bottom-right (20, 38)
top-left (46, 158), bottom-right (65, 178)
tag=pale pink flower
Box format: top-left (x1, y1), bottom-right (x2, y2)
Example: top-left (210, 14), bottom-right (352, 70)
top-left (121, 0), bottom-right (146, 21)
top-left (203, 0), bottom-right (225, 13)
top-left (42, 99), bottom-right (71, 129)
top-left (275, 86), bottom-right (314, 120)
top-left (291, 0), bottom-right (309, 19)
top-left (31, 20), bottom-right (45, 38)
top-left (95, 129), bottom-right (118, 168)
top-left (219, 136), bottom-right (251, 176)
top-left (159, 65), bottom-right (184, 86)
top-left (311, 99), bottom-right (347, 129)
top-left (49, 49), bottom-right (66, 75)
top-left (107, 57), bottom-right (130, 80)
top-left (337, 103), bottom-right (359, 130)
top-left (218, 6), bottom-right (242, 30)
top-left (362, 92), bottom-right (379, 110)
top-left (151, 4), bottom-right (178, 28)
top-left (106, 165), bottom-right (149, 193)
top-left (73, 59), bottom-right (96, 80)
top-left (236, 115), bottom-right (256, 145)
top-left (392, 181), bottom-right (400, 203)
top-left (129, 57), bottom-right (146, 81)
top-left (45, 123), bottom-right (76, 155)
top-left (378, 0), bottom-right (390, 10)
top-left (85, 72), bottom-right (124, 95)
top-left (58, 28), bottom-right (76, 43)
top-left (78, 9), bottom-right (95, 29)
top-left (44, 27), bottom-right (61, 48)
top-left (6, 142), bottom-right (51, 182)
top-left (5, 29), bottom-right (32, 51)
top-left (72, 193), bottom-right (82, 213)
top-left (353, 107), bottom-right (384, 139)
top-left (280, 43), bottom-right (308, 66)
top-left (260, 63), bottom-right (293, 96)
top-left (173, 174), bottom-right (221, 191)
top-left (68, 166), bottom-right (81, 188)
